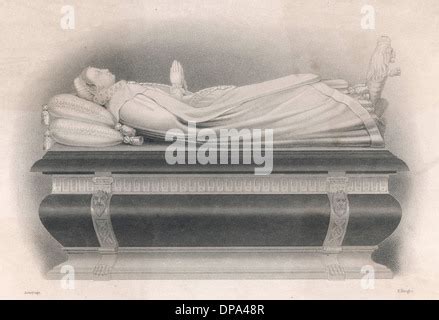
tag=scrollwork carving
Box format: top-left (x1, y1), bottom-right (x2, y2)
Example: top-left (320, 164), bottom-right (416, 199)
top-left (90, 176), bottom-right (118, 252)
top-left (324, 186), bottom-right (350, 251)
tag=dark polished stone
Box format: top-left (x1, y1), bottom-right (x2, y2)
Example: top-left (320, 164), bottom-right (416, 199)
top-left (31, 146), bottom-right (408, 174)
top-left (40, 194), bottom-right (401, 248)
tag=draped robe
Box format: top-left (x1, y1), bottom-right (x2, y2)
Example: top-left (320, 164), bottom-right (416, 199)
top-left (106, 74), bottom-right (384, 147)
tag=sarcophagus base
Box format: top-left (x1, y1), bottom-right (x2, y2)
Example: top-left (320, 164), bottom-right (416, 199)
top-left (31, 145), bottom-right (408, 280)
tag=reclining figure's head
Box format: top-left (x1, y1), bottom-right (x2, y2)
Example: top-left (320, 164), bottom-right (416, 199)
top-left (74, 67), bottom-right (116, 102)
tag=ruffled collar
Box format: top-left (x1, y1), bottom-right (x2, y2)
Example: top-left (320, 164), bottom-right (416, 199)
top-left (93, 80), bottom-right (127, 106)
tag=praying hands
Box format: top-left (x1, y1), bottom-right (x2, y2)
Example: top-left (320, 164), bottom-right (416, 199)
top-left (170, 60), bottom-right (188, 99)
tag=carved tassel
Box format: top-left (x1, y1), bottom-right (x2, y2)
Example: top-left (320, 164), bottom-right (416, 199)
top-left (115, 123), bottom-right (136, 137)
top-left (123, 136), bottom-right (144, 146)
top-left (43, 130), bottom-right (53, 151)
top-left (41, 105), bottom-right (50, 126)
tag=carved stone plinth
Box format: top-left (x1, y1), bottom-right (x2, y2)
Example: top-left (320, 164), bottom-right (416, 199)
top-left (31, 144), bottom-right (408, 280)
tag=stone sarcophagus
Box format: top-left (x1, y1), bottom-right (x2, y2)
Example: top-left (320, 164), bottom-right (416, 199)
top-left (31, 144), bottom-right (408, 280)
